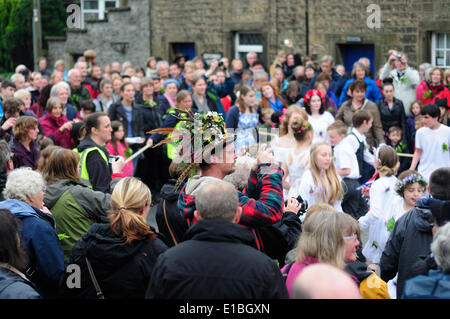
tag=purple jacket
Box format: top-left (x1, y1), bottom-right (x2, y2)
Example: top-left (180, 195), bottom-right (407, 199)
top-left (11, 138), bottom-right (40, 170)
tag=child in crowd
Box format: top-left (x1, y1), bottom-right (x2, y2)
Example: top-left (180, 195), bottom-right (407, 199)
top-left (292, 141), bottom-right (343, 214)
top-left (344, 109), bottom-right (375, 184)
top-left (106, 120), bottom-right (134, 177)
top-left (405, 100), bottom-right (423, 153)
top-left (76, 100), bottom-right (96, 121)
top-left (409, 103), bottom-right (450, 183)
top-left (328, 120), bottom-right (368, 219)
top-left (384, 169), bottom-right (427, 298)
top-left (358, 145), bottom-right (400, 268)
top-left (283, 119), bottom-right (312, 197)
top-left (386, 126), bottom-right (411, 174)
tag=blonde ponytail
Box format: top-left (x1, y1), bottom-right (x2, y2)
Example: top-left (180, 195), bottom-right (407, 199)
top-left (109, 177), bottom-right (155, 244)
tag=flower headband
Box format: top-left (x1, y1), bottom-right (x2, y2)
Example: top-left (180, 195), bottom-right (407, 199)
top-left (303, 89), bottom-right (325, 105)
top-left (395, 173), bottom-right (427, 195)
top-left (293, 119), bottom-right (311, 134)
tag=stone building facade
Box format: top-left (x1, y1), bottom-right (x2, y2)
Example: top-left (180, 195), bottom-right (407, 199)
top-left (47, 0), bottom-right (450, 72)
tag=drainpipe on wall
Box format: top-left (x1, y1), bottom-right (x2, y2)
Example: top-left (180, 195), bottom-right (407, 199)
top-left (148, 0), bottom-right (152, 56)
top-left (305, 0), bottom-right (309, 56)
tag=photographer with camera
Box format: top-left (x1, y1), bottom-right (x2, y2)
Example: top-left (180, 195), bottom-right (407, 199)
top-left (380, 50), bottom-right (420, 117)
top-left (203, 58), bottom-right (235, 115)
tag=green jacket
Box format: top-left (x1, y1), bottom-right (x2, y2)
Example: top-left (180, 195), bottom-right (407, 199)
top-left (43, 179), bottom-right (111, 261)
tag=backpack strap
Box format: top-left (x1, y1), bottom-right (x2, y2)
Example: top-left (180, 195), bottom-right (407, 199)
top-left (162, 199), bottom-right (178, 246)
top-left (282, 262), bottom-right (294, 283)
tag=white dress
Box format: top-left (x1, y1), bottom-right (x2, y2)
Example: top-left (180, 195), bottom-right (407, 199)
top-left (308, 112), bottom-right (335, 145)
top-left (358, 175), bottom-right (400, 264)
top-left (285, 147), bottom-right (310, 193)
top-left (290, 169), bottom-right (343, 218)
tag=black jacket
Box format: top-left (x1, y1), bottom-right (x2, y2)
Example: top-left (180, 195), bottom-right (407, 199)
top-left (77, 136), bottom-right (112, 193)
top-left (155, 179), bottom-right (188, 247)
top-left (380, 198), bottom-right (435, 298)
top-left (60, 223), bottom-right (167, 299)
top-left (107, 100), bottom-right (145, 138)
top-left (192, 94), bottom-right (219, 113)
top-left (146, 219), bottom-right (289, 299)
top-left (376, 98), bottom-right (407, 143)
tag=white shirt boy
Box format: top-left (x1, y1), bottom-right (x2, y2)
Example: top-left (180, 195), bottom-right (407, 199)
top-left (415, 124), bottom-right (450, 183)
top-left (333, 138), bottom-right (360, 179)
top-left (345, 127), bottom-right (375, 166)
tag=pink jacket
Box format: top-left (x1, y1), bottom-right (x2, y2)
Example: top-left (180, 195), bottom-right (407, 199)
top-left (39, 113), bottom-right (74, 149)
top-left (105, 141), bottom-right (134, 177)
top-left (281, 255), bottom-right (319, 298)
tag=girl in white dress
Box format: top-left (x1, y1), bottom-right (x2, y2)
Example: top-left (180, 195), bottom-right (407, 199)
top-left (271, 105), bottom-right (308, 166)
top-left (386, 169), bottom-right (427, 299)
top-left (281, 119), bottom-right (313, 195)
top-left (303, 89), bottom-right (335, 145)
top-left (359, 146), bottom-right (402, 266)
top-left (292, 141), bottom-right (344, 214)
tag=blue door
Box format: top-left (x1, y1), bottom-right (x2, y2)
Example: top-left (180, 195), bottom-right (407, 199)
top-left (171, 43), bottom-right (196, 61)
top-left (340, 44), bottom-right (375, 78)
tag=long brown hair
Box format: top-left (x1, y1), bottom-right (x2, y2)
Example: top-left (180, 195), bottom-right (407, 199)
top-left (236, 85), bottom-right (257, 113)
top-left (376, 145), bottom-right (399, 177)
top-left (259, 81), bottom-right (287, 110)
top-left (42, 148), bottom-right (81, 184)
top-left (109, 177), bottom-right (155, 244)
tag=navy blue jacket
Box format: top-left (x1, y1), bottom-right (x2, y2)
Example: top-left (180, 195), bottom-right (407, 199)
top-left (0, 266), bottom-right (41, 299)
top-left (0, 199), bottom-right (65, 298)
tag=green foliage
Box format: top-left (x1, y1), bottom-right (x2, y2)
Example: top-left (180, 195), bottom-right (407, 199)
top-left (0, 0), bottom-right (66, 73)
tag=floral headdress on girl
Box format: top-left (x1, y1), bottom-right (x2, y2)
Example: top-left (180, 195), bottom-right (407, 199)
top-left (395, 172), bottom-right (427, 196)
top-left (292, 119), bottom-right (311, 135)
top-left (147, 110), bottom-right (234, 187)
top-left (303, 89), bottom-right (325, 105)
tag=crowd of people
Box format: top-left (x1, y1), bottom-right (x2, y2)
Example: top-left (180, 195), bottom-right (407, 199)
top-left (0, 43), bottom-right (449, 300)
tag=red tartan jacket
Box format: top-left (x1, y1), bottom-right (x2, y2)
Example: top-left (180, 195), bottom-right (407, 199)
top-left (178, 163), bottom-right (284, 250)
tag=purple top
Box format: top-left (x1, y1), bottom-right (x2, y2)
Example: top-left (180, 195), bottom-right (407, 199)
top-left (11, 138), bottom-right (40, 170)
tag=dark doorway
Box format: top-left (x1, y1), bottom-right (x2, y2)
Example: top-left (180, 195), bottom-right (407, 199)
top-left (170, 43), bottom-right (196, 63)
top-left (338, 44), bottom-right (375, 78)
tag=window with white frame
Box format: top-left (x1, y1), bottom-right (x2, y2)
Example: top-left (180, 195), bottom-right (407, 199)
top-left (431, 32), bottom-right (450, 68)
top-left (81, 0), bottom-right (118, 23)
top-left (235, 32), bottom-right (264, 63)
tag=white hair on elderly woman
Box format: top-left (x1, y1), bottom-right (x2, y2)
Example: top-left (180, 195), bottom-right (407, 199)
top-left (223, 155), bottom-right (257, 191)
top-left (431, 222), bottom-right (450, 274)
top-left (3, 168), bottom-right (46, 205)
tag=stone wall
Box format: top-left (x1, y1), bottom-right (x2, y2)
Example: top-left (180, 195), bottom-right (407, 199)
top-left (47, 0), bottom-right (450, 71)
top-left (150, 0), bottom-right (450, 69)
top-left (47, 0), bottom-right (151, 70)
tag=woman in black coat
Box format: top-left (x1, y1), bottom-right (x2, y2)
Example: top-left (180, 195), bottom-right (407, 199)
top-left (376, 79), bottom-right (407, 144)
top-left (60, 178), bottom-right (167, 299)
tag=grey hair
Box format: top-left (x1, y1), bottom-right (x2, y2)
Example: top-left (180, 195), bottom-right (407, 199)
top-left (246, 52), bottom-right (257, 59)
top-left (224, 156), bottom-right (257, 191)
top-left (195, 180), bottom-right (238, 221)
top-left (3, 168), bottom-right (46, 205)
top-left (67, 68), bottom-right (79, 78)
top-left (253, 70), bottom-right (268, 81)
top-left (156, 60), bottom-right (169, 72)
top-left (431, 222), bottom-right (450, 273)
top-left (320, 55), bottom-right (334, 65)
top-left (10, 73), bottom-right (25, 83)
top-left (358, 57), bottom-right (371, 67)
top-left (50, 81), bottom-right (71, 97)
top-left (351, 62), bottom-right (368, 78)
